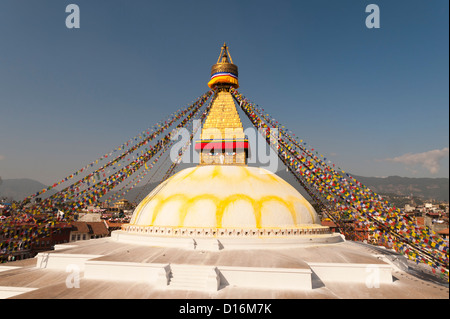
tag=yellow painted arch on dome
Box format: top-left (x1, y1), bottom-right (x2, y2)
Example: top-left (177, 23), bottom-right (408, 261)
top-left (133, 192), bottom-right (317, 229)
top-left (130, 166), bottom-right (319, 228)
top-left (215, 193), bottom-right (259, 228)
top-left (150, 193), bottom-right (189, 225)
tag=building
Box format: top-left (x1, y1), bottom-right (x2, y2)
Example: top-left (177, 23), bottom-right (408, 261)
top-left (404, 204), bottom-right (415, 213)
top-left (104, 220), bottom-right (124, 235)
top-left (31, 222), bottom-right (72, 254)
top-left (114, 199), bottom-right (133, 210)
top-left (438, 228), bottom-right (449, 241)
top-left (69, 221), bottom-right (109, 242)
top-left (1, 218), bottom-right (72, 262)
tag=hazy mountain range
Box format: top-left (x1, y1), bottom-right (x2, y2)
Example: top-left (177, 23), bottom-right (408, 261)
top-left (0, 172), bottom-right (448, 203)
top-left (0, 178), bottom-right (57, 202)
top-left (112, 170), bottom-right (450, 203)
top-left (277, 171), bottom-right (448, 203)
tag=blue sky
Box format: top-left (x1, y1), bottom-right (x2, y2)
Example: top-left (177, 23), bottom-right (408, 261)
top-left (0, 0), bottom-right (448, 185)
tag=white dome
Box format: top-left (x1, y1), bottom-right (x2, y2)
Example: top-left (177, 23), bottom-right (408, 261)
top-left (129, 165), bottom-right (320, 229)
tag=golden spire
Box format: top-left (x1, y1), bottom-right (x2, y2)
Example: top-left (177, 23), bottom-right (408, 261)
top-left (196, 44), bottom-right (248, 165)
top-left (208, 43), bottom-right (239, 89)
top-left (217, 42), bottom-right (234, 64)
top-left (196, 91), bottom-right (248, 165)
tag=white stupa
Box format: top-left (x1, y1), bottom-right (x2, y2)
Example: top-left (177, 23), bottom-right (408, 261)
top-left (0, 45), bottom-right (447, 299)
top-left (113, 164), bottom-right (342, 251)
top-left (112, 63), bottom-right (342, 250)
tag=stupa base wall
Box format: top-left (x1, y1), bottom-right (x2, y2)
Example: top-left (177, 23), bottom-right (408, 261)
top-left (84, 260), bottom-right (170, 286)
top-left (110, 229), bottom-right (344, 251)
top-left (34, 252), bottom-right (313, 291)
top-left (308, 262), bottom-right (393, 284)
top-left (217, 265), bottom-right (312, 290)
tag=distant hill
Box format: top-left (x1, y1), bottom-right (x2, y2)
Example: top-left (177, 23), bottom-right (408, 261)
top-left (1, 173), bottom-right (448, 203)
top-left (0, 178), bottom-right (57, 201)
top-left (119, 170), bottom-right (449, 204)
top-left (281, 171), bottom-right (449, 202)
top-left (351, 175), bottom-right (449, 202)
top-left (274, 171), bottom-right (449, 202)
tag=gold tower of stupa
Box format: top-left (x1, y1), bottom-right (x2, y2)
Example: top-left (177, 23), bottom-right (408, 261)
top-left (124, 43), bottom-right (328, 242)
top-left (195, 43), bottom-right (249, 165)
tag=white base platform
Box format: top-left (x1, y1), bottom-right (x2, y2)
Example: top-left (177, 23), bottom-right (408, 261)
top-left (0, 286), bottom-right (37, 299)
top-left (2, 238), bottom-right (448, 299)
top-left (32, 237), bottom-right (394, 292)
